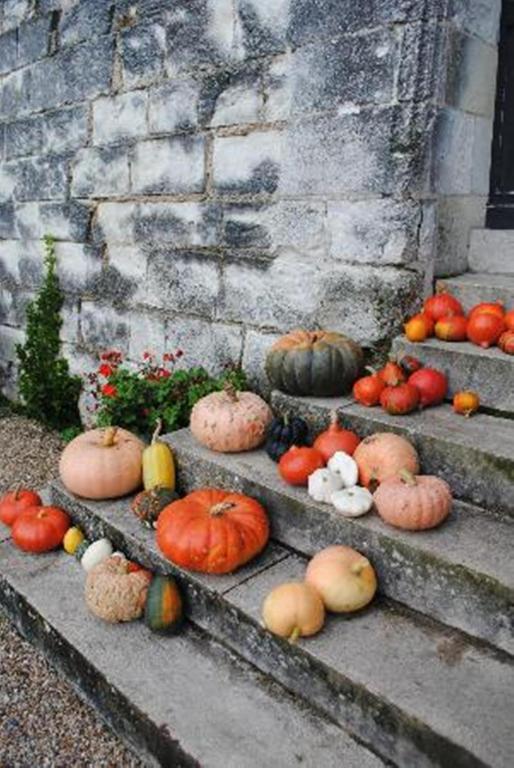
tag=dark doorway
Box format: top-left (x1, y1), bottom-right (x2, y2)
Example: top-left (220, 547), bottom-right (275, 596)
top-left (488, 0), bottom-right (514, 227)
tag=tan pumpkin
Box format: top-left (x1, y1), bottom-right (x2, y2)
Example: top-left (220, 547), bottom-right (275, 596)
top-left (374, 470), bottom-right (452, 530)
top-left (262, 582), bottom-right (325, 641)
top-left (85, 555), bottom-right (152, 623)
top-left (305, 546), bottom-right (377, 613)
top-left (60, 427), bottom-right (144, 499)
top-left (190, 383), bottom-right (272, 452)
top-left (353, 432), bottom-right (419, 490)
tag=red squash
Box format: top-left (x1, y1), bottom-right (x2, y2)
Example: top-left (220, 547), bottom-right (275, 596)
top-left (279, 446), bottom-right (325, 486)
top-left (408, 368), bottom-right (448, 408)
top-left (313, 411), bottom-right (360, 460)
top-left (467, 313), bottom-right (506, 348)
top-left (353, 372), bottom-right (385, 407)
top-left (12, 506), bottom-right (71, 553)
top-left (156, 488), bottom-right (269, 574)
top-left (498, 330), bottom-right (514, 355)
top-left (424, 292), bottom-right (463, 322)
top-left (380, 383), bottom-right (420, 415)
top-left (435, 315), bottom-right (468, 342)
top-left (378, 362), bottom-right (405, 387)
top-left (0, 488), bottom-right (42, 527)
top-left (468, 302), bottom-right (505, 320)
top-left (504, 309), bottom-right (514, 332)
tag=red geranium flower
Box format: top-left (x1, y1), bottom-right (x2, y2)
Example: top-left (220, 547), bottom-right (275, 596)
top-left (98, 363), bottom-right (113, 378)
top-left (101, 383), bottom-right (118, 398)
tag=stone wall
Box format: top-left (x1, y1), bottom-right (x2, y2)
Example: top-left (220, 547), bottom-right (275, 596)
top-left (0, 0), bottom-right (502, 396)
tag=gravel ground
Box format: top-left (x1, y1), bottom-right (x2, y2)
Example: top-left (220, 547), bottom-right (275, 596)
top-left (0, 415), bottom-right (145, 768)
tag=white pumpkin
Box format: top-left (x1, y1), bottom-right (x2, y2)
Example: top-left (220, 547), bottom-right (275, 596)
top-left (331, 486), bottom-right (374, 518)
top-left (327, 451), bottom-right (358, 488)
top-left (308, 468), bottom-right (343, 503)
top-left (81, 538), bottom-right (113, 572)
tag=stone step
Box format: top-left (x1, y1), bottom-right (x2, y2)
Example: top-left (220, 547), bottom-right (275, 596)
top-left (0, 539), bottom-right (379, 768)
top-left (391, 336), bottom-right (514, 414)
top-left (271, 391), bottom-right (514, 519)
top-left (469, 229), bottom-right (514, 274)
top-left (157, 431), bottom-right (514, 654)
top-left (34, 484), bottom-right (514, 767)
top-left (436, 273), bottom-right (514, 311)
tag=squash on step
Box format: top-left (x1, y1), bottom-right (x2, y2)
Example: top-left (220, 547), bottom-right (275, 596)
top-left (145, 575), bottom-right (183, 634)
top-left (143, 419), bottom-right (175, 491)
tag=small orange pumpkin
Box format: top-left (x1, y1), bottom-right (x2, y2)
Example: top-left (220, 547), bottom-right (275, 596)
top-left (262, 582), bottom-right (325, 641)
top-left (498, 330), bottom-right (514, 355)
top-left (404, 315), bottom-right (429, 342)
top-left (353, 433), bottom-right (419, 490)
top-left (453, 391), bottom-right (480, 417)
top-left (312, 411), bottom-right (360, 460)
top-left (373, 470), bottom-right (452, 530)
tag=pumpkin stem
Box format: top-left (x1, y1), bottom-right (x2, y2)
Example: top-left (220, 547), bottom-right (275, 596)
top-left (364, 366), bottom-right (377, 376)
top-left (329, 410), bottom-right (339, 429)
top-left (223, 382), bottom-right (239, 402)
top-left (151, 418), bottom-right (163, 444)
top-left (102, 427), bottom-right (118, 447)
top-left (399, 468), bottom-right (417, 486)
top-left (289, 626), bottom-right (300, 644)
top-left (210, 501), bottom-right (236, 517)
top-left (13, 482), bottom-right (22, 500)
top-left (350, 558), bottom-right (370, 576)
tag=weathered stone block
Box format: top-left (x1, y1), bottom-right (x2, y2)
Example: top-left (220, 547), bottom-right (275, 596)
top-left (60, 0), bottom-right (113, 48)
top-left (107, 244), bottom-right (147, 304)
top-left (288, 0), bottom-right (371, 46)
top-left (165, 316), bottom-right (243, 374)
top-left (200, 62), bottom-right (263, 127)
top-left (135, 202), bottom-right (221, 246)
top-left (15, 201), bottom-right (91, 241)
top-left (327, 198), bottom-right (422, 266)
top-left (241, 327), bottom-right (281, 393)
top-left (263, 55), bottom-right (291, 121)
top-left (80, 302), bottom-right (131, 353)
top-left (0, 203), bottom-right (16, 239)
top-left (431, 108), bottom-right (492, 195)
top-left (445, 31), bottom-right (498, 117)
top-left (397, 22), bottom-right (446, 104)
top-left (93, 91), bottom-right (148, 145)
top-left (72, 146), bottom-right (130, 197)
top-left (0, 69), bottom-right (27, 121)
top-left (0, 29), bottom-right (17, 74)
top-left (131, 136), bottom-right (205, 195)
top-left (0, 324), bottom-right (25, 362)
top-left (213, 131), bottom-right (283, 195)
top-left (55, 242), bottom-right (101, 294)
top-left (128, 310), bottom-right (165, 359)
top-left (12, 155), bottom-right (69, 201)
top-left (0, 164), bottom-right (16, 202)
top-left (449, 0), bottom-right (501, 45)
top-left (235, 0), bottom-right (288, 58)
top-left (6, 106), bottom-right (88, 159)
top-left (5, 115), bottom-right (44, 158)
top-left (148, 79), bottom-right (200, 134)
top-left (17, 15), bottom-right (50, 67)
top-left (93, 201), bottom-right (137, 244)
top-left (146, 249), bottom-right (220, 317)
top-left (121, 21), bottom-right (166, 88)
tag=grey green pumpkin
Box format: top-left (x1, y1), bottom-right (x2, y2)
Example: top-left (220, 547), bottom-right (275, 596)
top-left (144, 575), bottom-right (183, 634)
top-left (265, 330), bottom-right (363, 397)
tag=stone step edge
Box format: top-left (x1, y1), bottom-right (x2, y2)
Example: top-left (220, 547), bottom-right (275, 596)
top-left (48, 481), bottom-right (508, 768)
top-left (164, 433), bottom-right (514, 655)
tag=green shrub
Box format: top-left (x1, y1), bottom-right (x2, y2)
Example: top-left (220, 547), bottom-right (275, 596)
top-left (16, 235), bottom-right (82, 431)
top-left (89, 349), bottom-right (247, 438)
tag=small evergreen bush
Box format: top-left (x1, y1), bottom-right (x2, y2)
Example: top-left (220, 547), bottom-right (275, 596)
top-left (17, 235), bottom-right (82, 431)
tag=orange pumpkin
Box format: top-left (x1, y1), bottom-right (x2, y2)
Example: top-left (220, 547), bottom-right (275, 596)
top-left (378, 361), bottom-right (405, 386)
top-left (424, 292), bottom-right (463, 321)
top-left (60, 427), bottom-right (144, 500)
top-left (453, 391), bottom-right (480, 417)
top-left (498, 330), bottom-right (514, 355)
top-left (467, 313), bottom-right (506, 348)
top-left (0, 488), bottom-right (41, 527)
top-left (373, 470), bottom-right (452, 530)
top-left (353, 433), bottom-right (419, 490)
top-left (12, 505), bottom-right (71, 553)
top-left (305, 546), bottom-right (377, 613)
top-left (190, 383), bottom-right (272, 453)
top-left (312, 410), bottom-right (360, 460)
top-left (278, 446), bottom-right (325, 486)
top-left (353, 371), bottom-right (385, 407)
top-left (435, 315), bottom-right (468, 342)
top-left (156, 488), bottom-right (269, 574)
top-left (504, 309), bottom-right (514, 331)
top-left (262, 582), bottom-right (325, 641)
top-left (468, 301), bottom-right (505, 320)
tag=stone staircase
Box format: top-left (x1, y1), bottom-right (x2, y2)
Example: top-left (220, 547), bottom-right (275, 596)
top-left (0, 263), bottom-right (513, 766)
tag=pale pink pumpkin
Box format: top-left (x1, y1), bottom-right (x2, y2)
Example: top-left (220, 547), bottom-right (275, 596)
top-left (373, 470), bottom-right (452, 531)
top-left (190, 383), bottom-right (272, 452)
top-left (353, 432), bottom-right (419, 490)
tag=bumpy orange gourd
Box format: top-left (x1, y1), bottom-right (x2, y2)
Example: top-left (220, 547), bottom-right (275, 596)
top-left (313, 410), bottom-right (360, 460)
top-left (262, 582), bottom-right (325, 641)
top-left (305, 545), bottom-right (377, 613)
top-left (157, 488), bottom-right (269, 574)
top-left (85, 555), bottom-right (152, 623)
top-left (374, 470), bottom-right (452, 530)
top-left (190, 383), bottom-right (272, 453)
top-left (60, 427), bottom-right (144, 499)
top-left (353, 433), bottom-right (419, 490)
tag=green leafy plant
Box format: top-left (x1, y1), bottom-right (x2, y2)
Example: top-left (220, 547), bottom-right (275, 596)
top-left (16, 235), bottom-right (82, 431)
top-left (88, 349), bottom-right (247, 438)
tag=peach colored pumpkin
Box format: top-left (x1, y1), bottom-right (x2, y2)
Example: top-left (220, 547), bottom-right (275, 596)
top-left (305, 546), bottom-right (377, 613)
top-left (60, 427), bottom-right (144, 500)
top-left (353, 432), bottom-right (419, 490)
top-left (262, 582), bottom-right (325, 641)
top-left (374, 470), bottom-right (452, 530)
top-left (190, 383), bottom-right (272, 453)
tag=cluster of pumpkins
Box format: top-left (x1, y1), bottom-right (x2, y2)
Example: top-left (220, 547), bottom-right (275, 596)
top-left (404, 290), bottom-right (514, 355)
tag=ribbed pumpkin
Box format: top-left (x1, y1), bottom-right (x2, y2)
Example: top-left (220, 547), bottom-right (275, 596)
top-left (190, 383), bottom-right (272, 453)
top-left (264, 414), bottom-right (310, 462)
top-left (143, 419), bottom-right (175, 491)
top-left (374, 470), bottom-right (452, 530)
top-left (353, 433), bottom-right (419, 490)
top-left (265, 330), bottom-right (363, 397)
top-left (144, 575), bottom-right (183, 634)
top-left (157, 489), bottom-right (269, 574)
top-left (60, 427), bottom-right (144, 499)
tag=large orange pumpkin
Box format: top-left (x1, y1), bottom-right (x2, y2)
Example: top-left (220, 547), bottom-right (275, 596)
top-left (374, 470), bottom-right (452, 530)
top-left (59, 427), bottom-right (145, 500)
top-left (353, 432), bottom-right (419, 490)
top-left (156, 488), bottom-right (270, 574)
top-left (190, 384), bottom-right (272, 453)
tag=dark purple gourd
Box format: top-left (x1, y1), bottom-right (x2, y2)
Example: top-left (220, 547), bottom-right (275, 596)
top-left (265, 414), bottom-right (310, 462)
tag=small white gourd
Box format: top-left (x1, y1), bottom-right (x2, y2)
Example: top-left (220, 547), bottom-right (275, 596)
top-left (327, 451), bottom-right (358, 488)
top-left (81, 538), bottom-right (113, 572)
top-left (331, 486), bottom-right (374, 518)
top-left (308, 468), bottom-right (343, 503)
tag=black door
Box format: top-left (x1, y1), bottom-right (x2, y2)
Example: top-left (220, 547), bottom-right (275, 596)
top-left (488, 0), bottom-right (514, 227)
